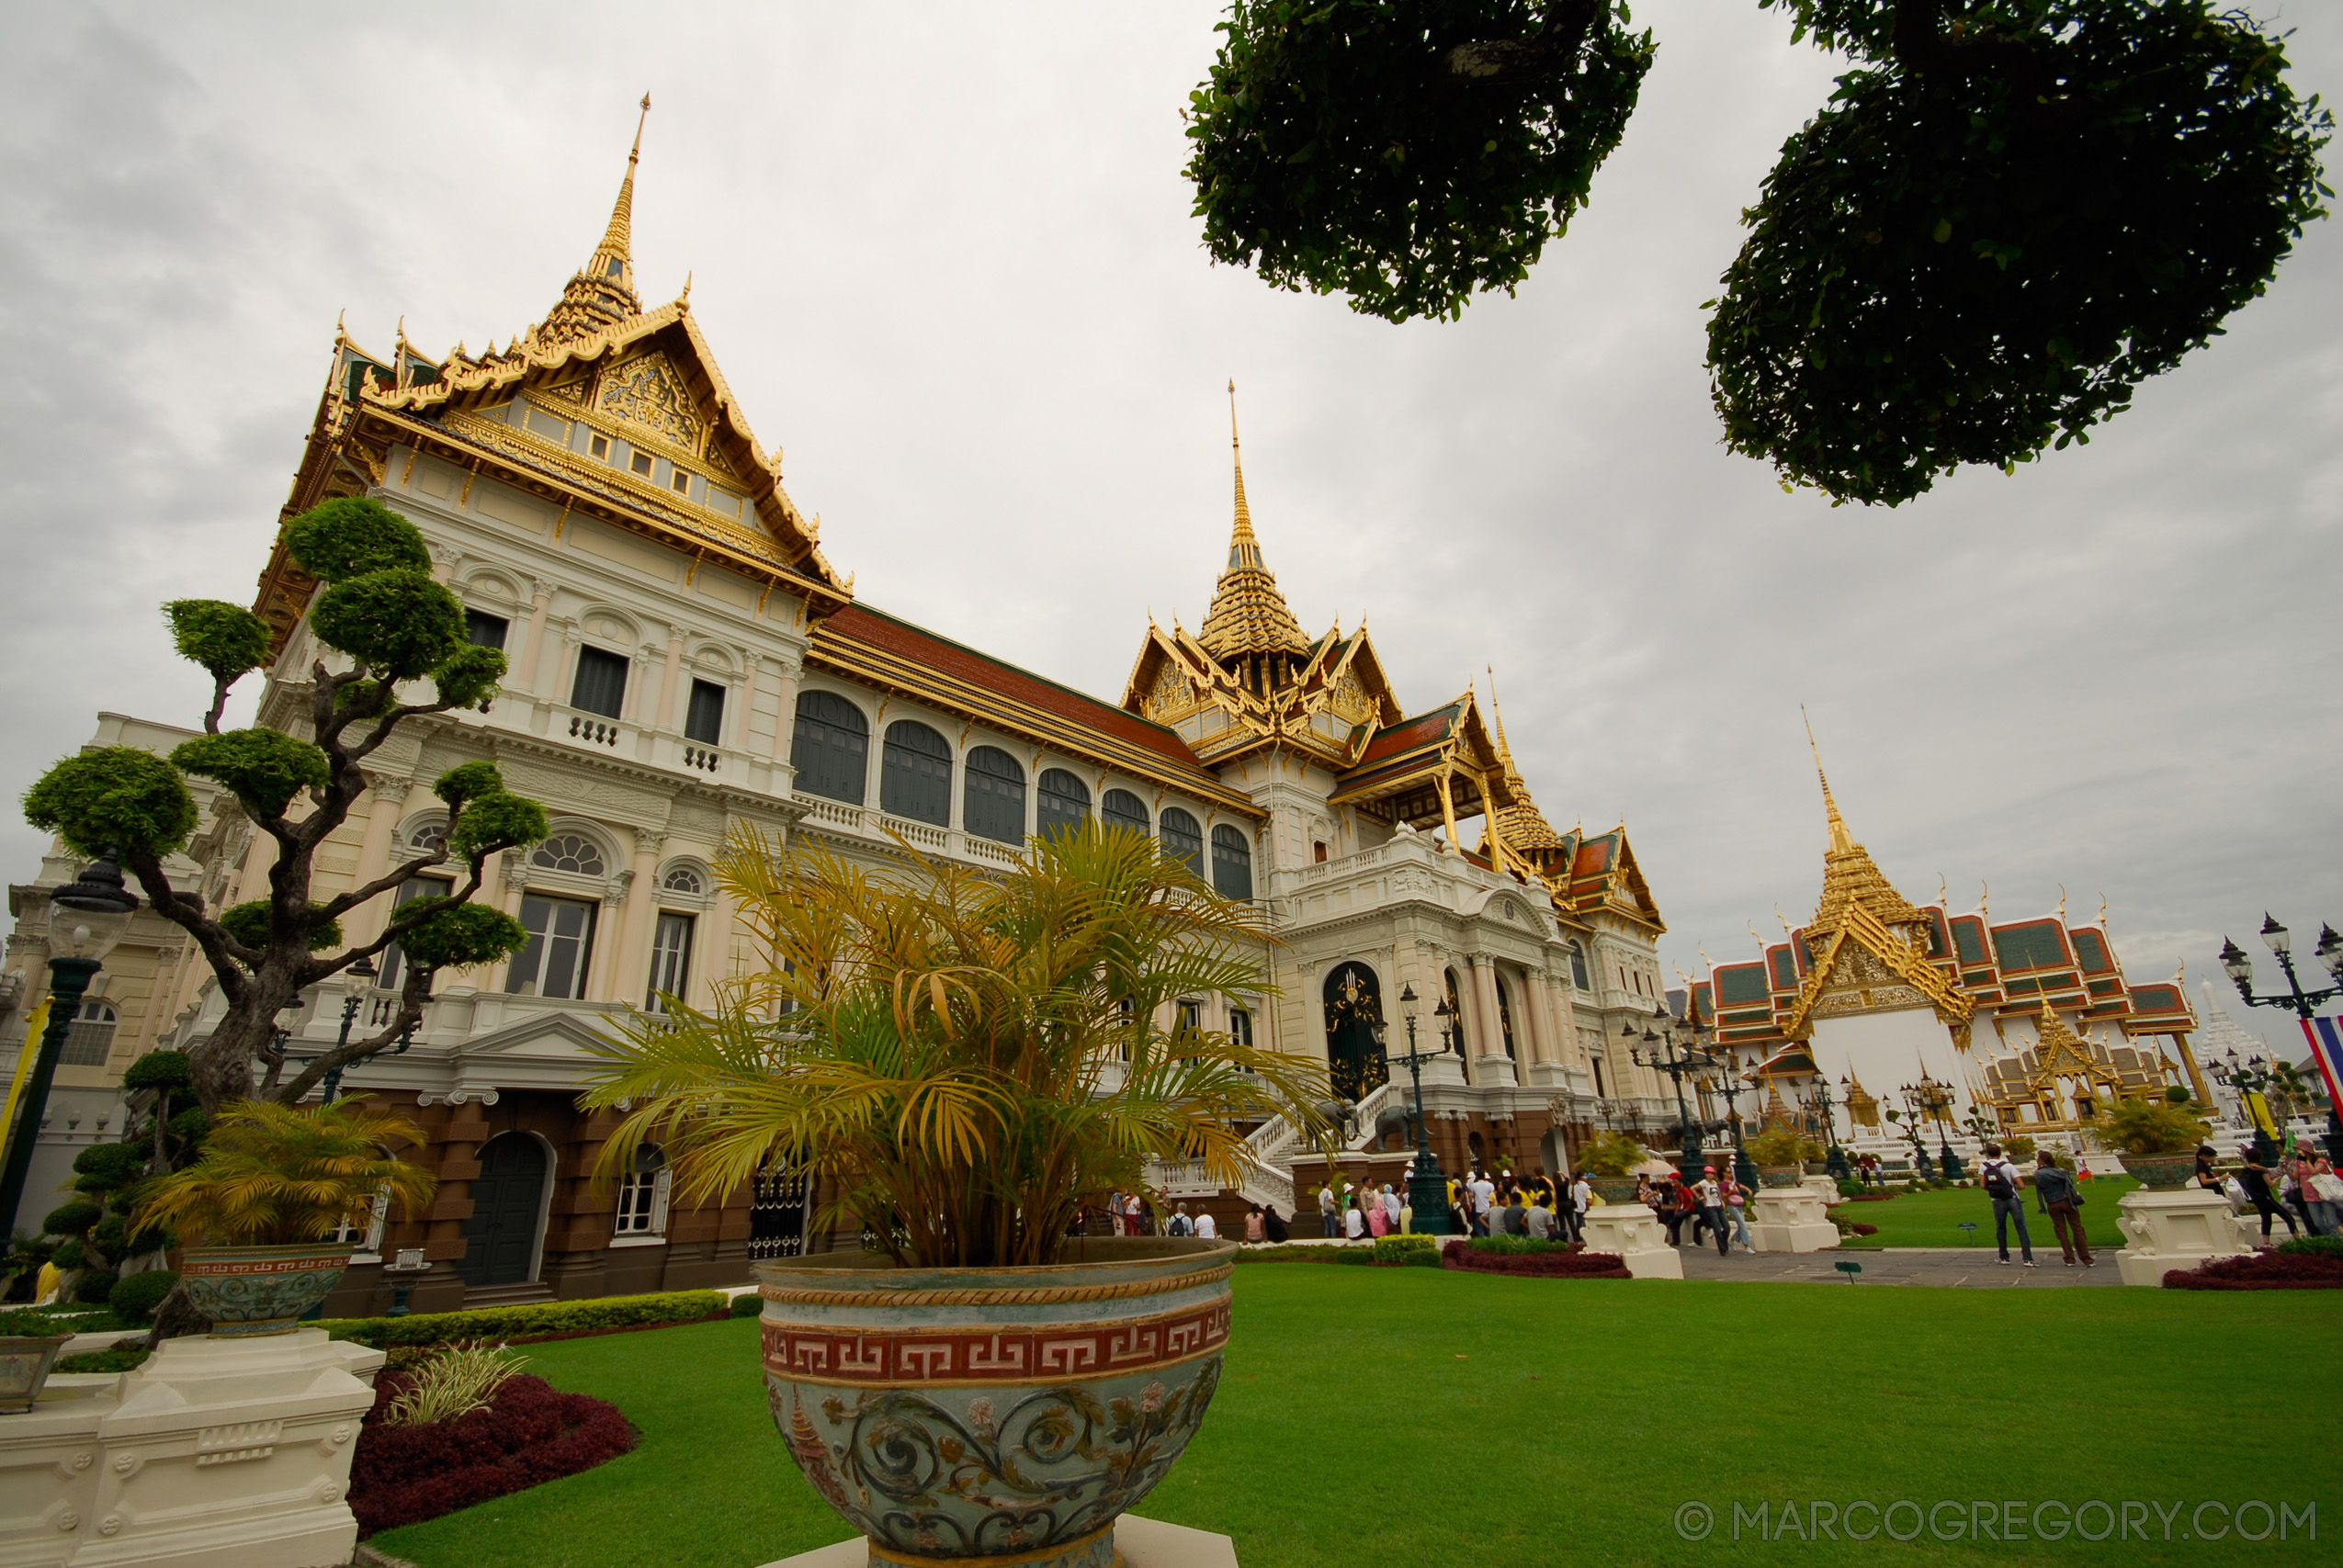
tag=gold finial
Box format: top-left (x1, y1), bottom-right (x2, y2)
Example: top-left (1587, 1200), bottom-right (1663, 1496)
top-left (1748, 920), bottom-right (1766, 948)
top-left (678, 270), bottom-right (693, 305)
top-left (591, 94), bottom-right (651, 284)
top-left (1938, 874), bottom-right (1949, 908)
top-left (1980, 880), bottom-right (1989, 918)
top-left (2057, 885), bottom-right (2068, 922)
top-left (1774, 903), bottom-right (1794, 941)
top-left (1225, 378), bottom-right (1259, 567)
top-left (1802, 704), bottom-right (1852, 855)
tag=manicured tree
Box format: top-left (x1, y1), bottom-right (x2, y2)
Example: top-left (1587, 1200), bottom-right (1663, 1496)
top-left (22, 498), bottom-right (543, 1112)
top-left (1184, 0), bottom-right (2329, 503)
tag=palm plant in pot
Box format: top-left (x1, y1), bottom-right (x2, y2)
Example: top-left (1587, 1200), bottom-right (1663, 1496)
top-left (1574, 1132), bottom-right (1649, 1205)
top-left (1746, 1128), bottom-right (1817, 1188)
top-left (135, 1099), bottom-right (435, 1337)
top-left (583, 822), bottom-right (1329, 1567)
top-left (2092, 1093), bottom-right (2212, 1190)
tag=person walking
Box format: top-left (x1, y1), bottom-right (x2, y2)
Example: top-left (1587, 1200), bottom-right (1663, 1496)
top-left (1655, 1176), bottom-right (1686, 1247)
top-left (1366, 1184), bottom-right (1391, 1238)
top-left (1125, 1190), bottom-right (1146, 1236)
top-left (1695, 1167), bottom-right (1728, 1258)
top-left (1979, 1143), bottom-right (2037, 1267)
top-left (1319, 1180), bottom-right (1340, 1239)
top-left (2032, 1149), bottom-right (2093, 1267)
top-left (1383, 1181), bottom-right (1405, 1236)
top-left (2238, 1145), bottom-right (2299, 1243)
top-left (1243, 1203), bottom-right (1266, 1245)
top-left (1569, 1172), bottom-right (1591, 1244)
top-left (1723, 1174), bottom-right (1754, 1253)
top-left (1108, 1189), bottom-right (1126, 1236)
top-left (1469, 1170), bottom-right (1497, 1236)
top-left (2284, 1138), bottom-right (2337, 1236)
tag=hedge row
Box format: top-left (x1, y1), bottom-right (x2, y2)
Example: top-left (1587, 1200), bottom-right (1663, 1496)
top-left (1441, 1240), bottom-right (1631, 1280)
top-left (349, 1371), bottom-right (635, 1534)
top-left (321, 1290), bottom-right (728, 1348)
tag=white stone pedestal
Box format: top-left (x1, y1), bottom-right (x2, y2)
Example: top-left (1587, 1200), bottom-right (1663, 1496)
top-left (0, 1327), bottom-right (384, 1568)
top-left (1472, 1054), bottom-right (1519, 1089)
top-left (1752, 1188), bottom-right (1841, 1254)
top-left (2114, 1187), bottom-right (2256, 1287)
top-left (1579, 1203), bottom-right (1682, 1280)
top-left (1799, 1175), bottom-right (1842, 1207)
top-left (762, 1514), bottom-right (1239, 1567)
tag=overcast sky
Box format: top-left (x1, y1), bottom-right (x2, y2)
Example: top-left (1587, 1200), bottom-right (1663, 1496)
top-left (2, 4), bottom-right (2335, 1053)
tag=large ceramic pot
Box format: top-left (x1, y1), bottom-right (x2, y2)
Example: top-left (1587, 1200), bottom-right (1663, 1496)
top-left (0, 1333), bottom-right (74, 1413)
top-left (758, 1235), bottom-right (1235, 1568)
top-left (2120, 1152), bottom-right (2198, 1191)
top-left (1756, 1166), bottom-right (1804, 1189)
top-left (180, 1241), bottom-right (353, 1337)
top-left (1586, 1177), bottom-right (1642, 1206)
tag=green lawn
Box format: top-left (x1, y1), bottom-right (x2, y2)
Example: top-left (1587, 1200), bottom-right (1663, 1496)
top-left (371, 1269), bottom-right (2335, 1568)
top-left (1832, 1178), bottom-right (2138, 1249)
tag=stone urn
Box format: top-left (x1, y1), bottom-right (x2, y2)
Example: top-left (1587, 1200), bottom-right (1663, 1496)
top-left (0, 1331), bottom-right (74, 1413)
top-left (2119, 1152), bottom-right (2199, 1191)
top-left (179, 1241), bottom-right (354, 1337)
top-left (1756, 1166), bottom-right (1804, 1189)
top-left (1586, 1177), bottom-right (1641, 1206)
top-left (757, 1235), bottom-right (1234, 1567)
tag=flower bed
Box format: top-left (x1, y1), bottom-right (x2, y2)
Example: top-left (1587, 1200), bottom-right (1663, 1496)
top-left (349, 1370), bottom-right (635, 1534)
top-left (1440, 1240), bottom-right (1630, 1279)
top-left (2161, 1251), bottom-right (2343, 1292)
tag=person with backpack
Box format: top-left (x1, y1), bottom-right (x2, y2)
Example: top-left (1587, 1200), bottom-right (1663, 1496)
top-left (1978, 1144), bottom-right (2037, 1267)
top-left (1166, 1202), bottom-right (1194, 1238)
top-left (2032, 1149), bottom-right (2092, 1267)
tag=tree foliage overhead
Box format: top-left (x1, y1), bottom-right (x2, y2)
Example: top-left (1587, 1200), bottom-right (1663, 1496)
top-left (1708, 0), bottom-right (2335, 505)
top-left (1184, 0), bottom-right (1656, 322)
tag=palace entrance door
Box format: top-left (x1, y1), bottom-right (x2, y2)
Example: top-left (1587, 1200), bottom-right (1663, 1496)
top-left (458, 1133), bottom-right (548, 1287)
top-left (1322, 964), bottom-right (1388, 1103)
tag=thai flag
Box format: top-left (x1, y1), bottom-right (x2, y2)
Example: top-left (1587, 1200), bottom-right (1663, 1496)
top-left (2303, 1016), bottom-right (2343, 1110)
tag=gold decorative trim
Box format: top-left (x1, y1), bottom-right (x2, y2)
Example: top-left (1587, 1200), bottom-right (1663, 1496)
top-left (757, 1262), bottom-right (1232, 1310)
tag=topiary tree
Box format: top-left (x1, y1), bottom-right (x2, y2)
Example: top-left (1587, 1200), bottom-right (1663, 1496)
top-left (1184, 0), bottom-right (1656, 323)
top-left (1185, 0), bottom-right (2329, 503)
top-left (22, 497), bottom-right (544, 1112)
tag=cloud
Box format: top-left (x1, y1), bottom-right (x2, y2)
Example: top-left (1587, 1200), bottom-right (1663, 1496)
top-left (2, 2), bottom-right (2333, 1055)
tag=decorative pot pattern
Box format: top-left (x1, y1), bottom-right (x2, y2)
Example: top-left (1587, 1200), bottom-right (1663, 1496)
top-left (180, 1242), bottom-right (353, 1337)
top-left (1757, 1166), bottom-right (1803, 1189)
top-left (759, 1237), bottom-right (1234, 1564)
top-left (1587, 1177), bottom-right (1641, 1205)
top-left (2121, 1152), bottom-right (2198, 1191)
top-left (0, 1334), bottom-right (74, 1414)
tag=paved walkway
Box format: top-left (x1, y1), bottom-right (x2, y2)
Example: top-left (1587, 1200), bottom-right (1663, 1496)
top-left (1672, 1246), bottom-right (2123, 1287)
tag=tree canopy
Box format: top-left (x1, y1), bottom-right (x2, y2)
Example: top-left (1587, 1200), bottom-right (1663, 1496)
top-left (1184, 0), bottom-right (2332, 503)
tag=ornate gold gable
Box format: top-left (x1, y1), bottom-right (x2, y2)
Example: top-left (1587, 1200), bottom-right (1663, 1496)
top-left (1978, 998), bottom-right (2134, 1130)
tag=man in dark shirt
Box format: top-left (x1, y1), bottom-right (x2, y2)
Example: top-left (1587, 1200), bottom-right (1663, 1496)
top-left (2032, 1151), bottom-right (2093, 1267)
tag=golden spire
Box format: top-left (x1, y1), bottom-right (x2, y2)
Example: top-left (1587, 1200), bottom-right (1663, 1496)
top-left (536, 95), bottom-right (651, 347)
top-left (1479, 664), bottom-right (1565, 863)
top-left (1804, 704), bottom-right (1852, 855)
top-left (1195, 381), bottom-right (1309, 661)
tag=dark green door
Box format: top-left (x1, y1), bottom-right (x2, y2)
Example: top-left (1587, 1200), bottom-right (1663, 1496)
top-left (458, 1133), bottom-right (547, 1286)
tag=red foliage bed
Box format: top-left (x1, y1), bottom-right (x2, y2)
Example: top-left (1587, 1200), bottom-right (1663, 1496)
top-left (2162, 1251), bottom-right (2343, 1292)
top-left (348, 1371), bottom-right (636, 1534)
top-left (1440, 1240), bottom-right (1633, 1279)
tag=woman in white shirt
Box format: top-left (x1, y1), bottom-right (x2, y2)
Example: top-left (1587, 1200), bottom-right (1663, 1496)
top-left (1194, 1210), bottom-right (1218, 1241)
top-left (1343, 1195), bottom-right (1367, 1240)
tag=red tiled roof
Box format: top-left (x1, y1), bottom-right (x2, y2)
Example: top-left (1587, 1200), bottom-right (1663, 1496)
top-left (1351, 706), bottom-right (1455, 768)
top-left (1572, 836), bottom-right (1617, 877)
top-left (817, 604), bottom-right (1205, 772)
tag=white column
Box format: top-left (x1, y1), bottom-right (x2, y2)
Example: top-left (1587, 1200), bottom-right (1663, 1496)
top-left (768, 653), bottom-right (802, 764)
top-left (515, 579), bottom-right (553, 695)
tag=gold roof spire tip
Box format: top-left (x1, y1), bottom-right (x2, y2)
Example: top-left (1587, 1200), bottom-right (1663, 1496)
top-left (1802, 704), bottom-right (1852, 854)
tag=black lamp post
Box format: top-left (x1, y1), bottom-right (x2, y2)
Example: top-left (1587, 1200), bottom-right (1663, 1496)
top-left (1708, 1064), bottom-right (1760, 1188)
top-left (1807, 1078), bottom-right (1853, 1180)
top-left (1632, 1007), bottom-right (1719, 1175)
top-left (2219, 916), bottom-right (2343, 1162)
top-left (1892, 1089), bottom-right (1932, 1179)
top-left (1385, 983), bottom-right (1453, 1235)
top-left (2211, 1050), bottom-right (2284, 1166)
top-left (1901, 1071), bottom-right (1962, 1180)
top-left (0, 852), bottom-right (140, 1235)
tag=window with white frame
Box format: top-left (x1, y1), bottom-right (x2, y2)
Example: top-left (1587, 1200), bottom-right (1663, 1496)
top-left (506, 895), bottom-right (597, 998)
top-left (59, 999), bottom-right (118, 1066)
top-left (615, 1143), bottom-right (671, 1238)
top-left (378, 875), bottom-right (454, 994)
top-left (662, 864), bottom-right (705, 897)
top-left (646, 911), bottom-right (695, 1012)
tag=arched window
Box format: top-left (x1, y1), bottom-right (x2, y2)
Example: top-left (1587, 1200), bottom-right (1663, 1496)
top-left (963, 746), bottom-right (1026, 844)
top-left (662, 864), bottom-right (705, 897)
top-left (531, 833), bottom-right (606, 876)
top-left (615, 1143), bottom-right (671, 1238)
top-left (1568, 941), bottom-right (1590, 991)
top-left (791, 691), bottom-right (868, 805)
top-left (406, 820), bottom-right (447, 855)
top-left (1443, 968), bottom-right (1470, 1055)
top-left (1037, 769), bottom-right (1090, 840)
top-left (59, 998), bottom-right (118, 1067)
top-left (1209, 824), bottom-right (1252, 901)
top-left (1102, 788), bottom-right (1149, 838)
top-left (1494, 974), bottom-right (1517, 1060)
top-left (880, 721), bottom-right (952, 826)
top-left (1159, 807), bottom-right (1203, 874)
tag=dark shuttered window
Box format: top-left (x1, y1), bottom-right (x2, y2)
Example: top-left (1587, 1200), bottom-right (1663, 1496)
top-left (1102, 789), bottom-right (1149, 838)
top-left (1210, 824), bottom-right (1252, 901)
top-left (571, 646), bottom-right (628, 719)
top-left (964, 747), bottom-right (1026, 844)
top-left (1160, 807), bottom-right (1203, 875)
top-left (685, 679), bottom-right (725, 745)
top-left (1036, 770), bottom-right (1090, 840)
top-left (881, 721), bottom-right (953, 826)
top-left (790, 691), bottom-right (868, 804)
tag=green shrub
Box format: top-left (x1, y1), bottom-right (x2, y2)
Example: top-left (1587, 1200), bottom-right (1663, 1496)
top-left (1837, 1179), bottom-right (1866, 1198)
top-left (41, 1201), bottom-right (102, 1239)
top-left (57, 1348), bottom-right (150, 1374)
top-left (108, 1270), bottom-right (178, 1325)
top-left (1331, 1248), bottom-right (1374, 1266)
top-left (1746, 1129), bottom-right (1810, 1167)
top-left (1372, 1234), bottom-right (1437, 1264)
top-left (318, 1289), bottom-right (727, 1349)
top-left (1575, 1131), bottom-right (1647, 1178)
top-left (73, 1269), bottom-right (119, 1305)
top-left (2095, 1096), bottom-right (2211, 1156)
top-left (1469, 1235), bottom-right (1578, 1257)
top-left (2277, 1235), bottom-right (2343, 1259)
top-left (2002, 1134), bottom-right (2039, 1162)
top-left (730, 1292), bottom-right (765, 1318)
top-left (0, 1308), bottom-right (78, 1337)
top-left (120, 1049), bottom-right (193, 1096)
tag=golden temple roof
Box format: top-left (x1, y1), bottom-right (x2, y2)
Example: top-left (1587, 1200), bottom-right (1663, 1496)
top-left (1804, 715), bottom-right (1927, 939)
top-left (537, 95), bottom-right (651, 350)
top-left (1483, 676), bottom-right (1568, 856)
top-left (1195, 384), bottom-right (1310, 661)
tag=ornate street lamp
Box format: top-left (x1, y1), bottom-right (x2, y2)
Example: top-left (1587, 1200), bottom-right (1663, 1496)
top-left (0, 852), bottom-right (140, 1234)
top-left (1806, 1077), bottom-right (1851, 1180)
top-left (2217, 915), bottom-right (2343, 1161)
top-left (1705, 1064), bottom-right (1760, 1189)
top-left (1632, 1004), bottom-right (1721, 1175)
top-left (1382, 983), bottom-right (1453, 1235)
